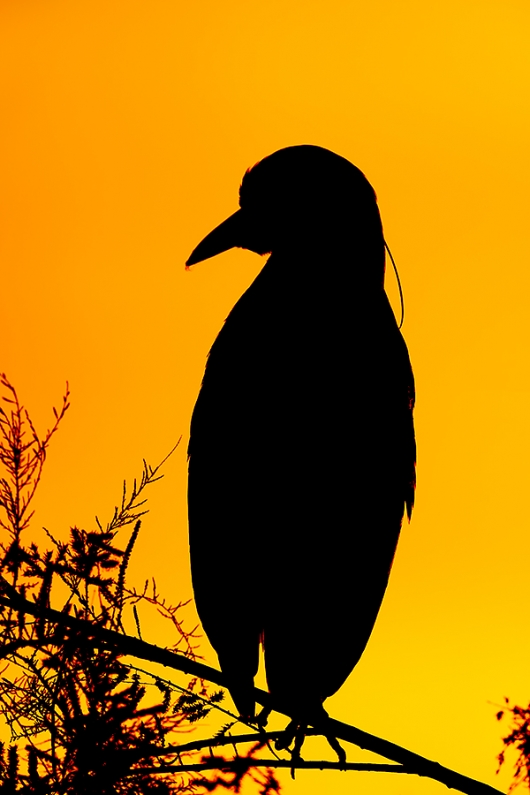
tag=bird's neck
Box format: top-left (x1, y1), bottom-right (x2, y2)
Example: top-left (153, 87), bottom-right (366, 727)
top-left (264, 241), bottom-right (386, 291)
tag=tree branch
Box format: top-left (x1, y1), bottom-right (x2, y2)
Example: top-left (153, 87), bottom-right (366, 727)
top-left (128, 758), bottom-right (409, 775)
top-left (0, 590), bottom-right (505, 795)
top-left (160, 730), bottom-right (314, 757)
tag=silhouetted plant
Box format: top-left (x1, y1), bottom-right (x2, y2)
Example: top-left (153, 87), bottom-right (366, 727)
top-left (0, 374), bottom-right (279, 794)
top-left (496, 698), bottom-right (530, 792)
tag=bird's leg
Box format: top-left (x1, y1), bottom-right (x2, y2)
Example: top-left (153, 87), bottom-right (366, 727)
top-left (255, 706), bottom-right (271, 728)
top-left (273, 719), bottom-right (309, 779)
top-left (274, 719), bottom-right (298, 752)
top-left (275, 703), bottom-right (329, 759)
top-left (309, 707), bottom-right (346, 765)
top-left (324, 733), bottom-right (347, 766)
top-left (290, 723), bottom-right (308, 779)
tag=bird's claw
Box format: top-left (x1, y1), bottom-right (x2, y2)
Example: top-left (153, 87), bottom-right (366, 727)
top-left (325, 733), bottom-right (346, 766)
top-left (290, 724), bottom-right (307, 778)
top-left (255, 706), bottom-right (271, 729)
top-left (274, 718), bottom-right (297, 752)
top-left (274, 720), bottom-right (307, 779)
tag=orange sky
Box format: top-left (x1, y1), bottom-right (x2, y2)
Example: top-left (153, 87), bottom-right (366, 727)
top-left (1, 1), bottom-right (530, 793)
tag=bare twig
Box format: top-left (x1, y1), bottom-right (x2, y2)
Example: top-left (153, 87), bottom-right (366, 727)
top-left (97, 441), bottom-right (181, 535)
top-left (129, 758), bottom-right (408, 775)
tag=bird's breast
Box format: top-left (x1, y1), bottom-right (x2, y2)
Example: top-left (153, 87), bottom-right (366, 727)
top-left (190, 270), bottom-right (413, 471)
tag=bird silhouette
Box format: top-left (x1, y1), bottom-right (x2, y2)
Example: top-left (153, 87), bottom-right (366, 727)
top-left (186, 145), bottom-right (416, 730)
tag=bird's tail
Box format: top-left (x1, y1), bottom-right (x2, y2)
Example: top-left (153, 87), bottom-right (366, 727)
top-left (226, 675), bottom-right (255, 722)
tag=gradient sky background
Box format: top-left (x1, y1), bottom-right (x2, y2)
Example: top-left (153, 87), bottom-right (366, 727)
top-left (1, 1), bottom-right (530, 793)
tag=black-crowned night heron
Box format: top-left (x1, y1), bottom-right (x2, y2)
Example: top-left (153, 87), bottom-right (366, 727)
top-left (186, 145), bottom-right (416, 734)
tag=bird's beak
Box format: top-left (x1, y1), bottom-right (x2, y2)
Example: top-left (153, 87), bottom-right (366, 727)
top-left (186, 210), bottom-right (244, 266)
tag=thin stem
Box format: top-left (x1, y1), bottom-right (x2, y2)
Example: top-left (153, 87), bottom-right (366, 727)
top-left (128, 759), bottom-right (409, 775)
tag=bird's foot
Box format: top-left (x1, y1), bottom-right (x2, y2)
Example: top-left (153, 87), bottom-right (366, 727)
top-left (255, 706), bottom-right (271, 729)
top-left (274, 720), bottom-right (307, 779)
top-left (307, 706), bottom-right (346, 766)
top-left (324, 733), bottom-right (346, 766)
top-left (290, 724), bottom-right (307, 778)
top-left (274, 718), bottom-right (297, 752)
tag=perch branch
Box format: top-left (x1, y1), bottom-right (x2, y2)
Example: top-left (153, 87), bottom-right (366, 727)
top-left (127, 758), bottom-right (408, 775)
top-left (0, 589), bottom-right (505, 795)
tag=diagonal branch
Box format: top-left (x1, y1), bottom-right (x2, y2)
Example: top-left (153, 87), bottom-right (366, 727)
top-left (0, 589), bottom-right (505, 795)
top-left (128, 758), bottom-right (410, 775)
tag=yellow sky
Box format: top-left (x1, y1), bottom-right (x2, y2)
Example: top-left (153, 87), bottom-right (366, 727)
top-left (1, 1), bottom-right (530, 793)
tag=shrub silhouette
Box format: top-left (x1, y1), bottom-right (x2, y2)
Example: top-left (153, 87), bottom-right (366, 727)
top-left (0, 374), bottom-right (278, 794)
top-left (496, 699), bottom-right (530, 792)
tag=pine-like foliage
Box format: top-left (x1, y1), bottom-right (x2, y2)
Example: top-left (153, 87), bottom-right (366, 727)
top-left (497, 699), bottom-right (530, 792)
top-left (0, 374), bottom-right (279, 795)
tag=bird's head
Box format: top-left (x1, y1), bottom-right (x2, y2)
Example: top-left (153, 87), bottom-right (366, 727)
top-left (186, 145), bottom-right (385, 281)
